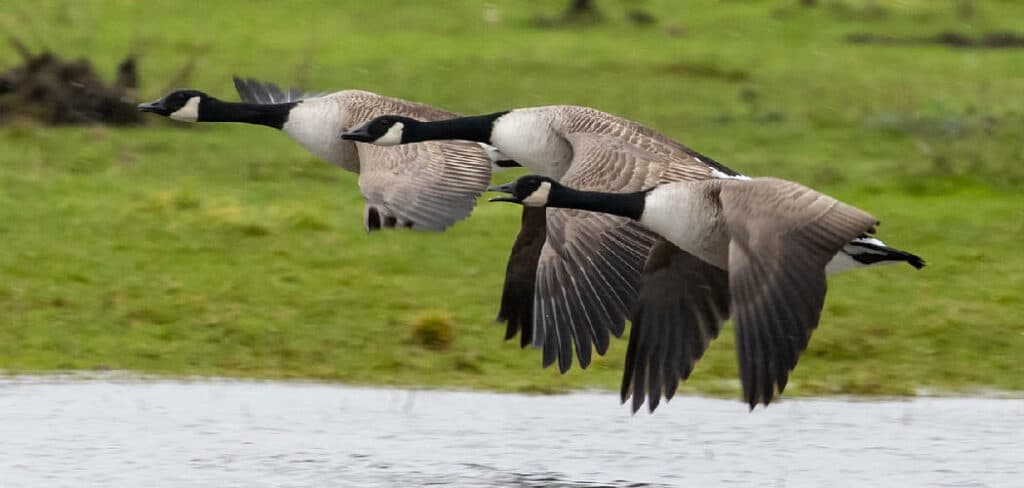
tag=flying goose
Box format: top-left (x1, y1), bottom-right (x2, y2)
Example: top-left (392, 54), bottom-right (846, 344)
top-left (138, 77), bottom-right (514, 232)
top-left (342, 107), bottom-right (925, 374)
top-left (488, 174), bottom-right (924, 411)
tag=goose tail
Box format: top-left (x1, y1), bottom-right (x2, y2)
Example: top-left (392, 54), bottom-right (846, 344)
top-left (828, 235), bottom-right (925, 274)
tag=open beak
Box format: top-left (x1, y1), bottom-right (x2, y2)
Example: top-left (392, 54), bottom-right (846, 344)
top-left (487, 181), bottom-right (519, 203)
top-left (137, 97), bottom-right (169, 114)
top-left (340, 125), bottom-right (374, 141)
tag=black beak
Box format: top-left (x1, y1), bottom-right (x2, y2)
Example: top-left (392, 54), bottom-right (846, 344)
top-left (340, 125), bottom-right (374, 141)
top-left (487, 182), bottom-right (519, 203)
top-left (137, 98), bottom-right (167, 114)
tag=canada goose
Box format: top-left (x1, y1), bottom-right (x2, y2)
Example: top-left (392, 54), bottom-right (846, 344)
top-left (489, 174), bottom-right (924, 411)
top-left (342, 107), bottom-right (925, 374)
top-left (138, 77), bottom-right (515, 232)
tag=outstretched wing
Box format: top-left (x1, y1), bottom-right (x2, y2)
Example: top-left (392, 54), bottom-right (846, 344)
top-left (233, 76), bottom-right (324, 103)
top-left (341, 94), bottom-right (494, 232)
top-left (529, 130), bottom-right (728, 372)
top-left (534, 207), bottom-right (657, 372)
top-left (496, 207), bottom-right (547, 347)
top-left (354, 139), bottom-right (492, 231)
top-left (621, 239), bottom-right (730, 413)
top-left (722, 178), bottom-right (878, 408)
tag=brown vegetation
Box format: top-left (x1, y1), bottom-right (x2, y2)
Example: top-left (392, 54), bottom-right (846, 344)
top-left (0, 37), bottom-right (141, 125)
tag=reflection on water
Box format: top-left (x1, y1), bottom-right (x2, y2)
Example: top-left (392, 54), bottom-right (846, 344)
top-left (0, 375), bottom-right (1020, 487)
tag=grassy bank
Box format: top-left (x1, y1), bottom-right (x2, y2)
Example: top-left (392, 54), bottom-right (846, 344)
top-left (1, 0), bottom-right (1022, 398)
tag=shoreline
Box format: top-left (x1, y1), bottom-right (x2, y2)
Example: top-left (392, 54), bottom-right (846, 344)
top-left (3, 370), bottom-right (1021, 402)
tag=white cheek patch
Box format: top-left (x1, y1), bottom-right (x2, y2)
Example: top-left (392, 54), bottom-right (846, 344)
top-left (375, 122), bottom-right (404, 146)
top-left (169, 96), bottom-right (200, 122)
top-left (521, 181), bottom-right (552, 206)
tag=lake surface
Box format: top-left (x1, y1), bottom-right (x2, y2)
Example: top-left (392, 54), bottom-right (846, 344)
top-left (0, 376), bottom-right (1020, 487)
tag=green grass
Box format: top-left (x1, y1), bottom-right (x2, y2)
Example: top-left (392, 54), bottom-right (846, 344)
top-left (1, 0), bottom-right (1022, 399)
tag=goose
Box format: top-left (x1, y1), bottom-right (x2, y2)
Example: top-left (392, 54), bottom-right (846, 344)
top-left (138, 77), bottom-right (517, 232)
top-left (488, 174), bottom-right (924, 412)
top-left (342, 107), bottom-right (925, 374)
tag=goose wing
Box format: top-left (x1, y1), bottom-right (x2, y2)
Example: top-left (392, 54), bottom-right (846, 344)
top-left (530, 131), bottom-right (728, 372)
top-left (348, 96), bottom-right (494, 231)
top-left (721, 178), bottom-right (878, 408)
top-left (496, 207), bottom-right (546, 347)
top-left (621, 239), bottom-right (730, 413)
top-left (534, 205), bottom-right (657, 373)
top-left (233, 76), bottom-right (325, 103)
top-left (355, 138), bottom-right (492, 231)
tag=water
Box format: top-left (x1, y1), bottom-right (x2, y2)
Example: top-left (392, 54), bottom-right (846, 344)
top-left (0, 376), bottom-right (1020, 487)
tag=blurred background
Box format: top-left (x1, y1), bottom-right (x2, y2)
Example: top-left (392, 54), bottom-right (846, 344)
top-left (1, 0), bottom-right (1021, 399)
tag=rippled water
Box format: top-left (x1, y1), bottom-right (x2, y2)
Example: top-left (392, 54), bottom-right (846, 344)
top-left (0, 376), bottom-right (1021, 487)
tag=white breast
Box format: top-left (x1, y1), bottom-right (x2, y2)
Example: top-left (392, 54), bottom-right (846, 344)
top-left (640, 184), bottom-right (728, 268)
top-left (281, 99), bottom-right (356, 170)
top-left (490, 111), bottom-right (572, 178)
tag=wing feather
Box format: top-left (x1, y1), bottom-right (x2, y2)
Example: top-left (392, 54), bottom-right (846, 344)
top-left (722, 178), bottom-right (878, 408)
top-left (346, 94), bottom-right (495, 232)
top-left (232, 76), bottom-right (323, 103)
top-left (497, 208), bottom-right (545, 347)
top-left (527, 128), bottom-right (732, 371)
top-left (620, 239), bottom-right (731, 413)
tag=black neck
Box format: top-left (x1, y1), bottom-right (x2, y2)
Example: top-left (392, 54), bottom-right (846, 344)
top-left (199, 98), bottom-right (297, 129)
top-left (403, 111), bottom-right (509, 143)
top-left (548, 187), bottom-right (647, 221)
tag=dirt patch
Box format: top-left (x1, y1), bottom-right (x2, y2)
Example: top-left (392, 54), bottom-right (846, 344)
top-left (0, 38), bottom-right (142, 125)
top-left (847, 31), bottom-right (1024, 49)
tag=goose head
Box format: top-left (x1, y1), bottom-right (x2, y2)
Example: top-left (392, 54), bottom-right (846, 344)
top-left (488, 175), bottom-right (560, 207)
top-left (341, 115), bottom-right (420, 145)
top-left (138, 90), bottom-right (212, 122)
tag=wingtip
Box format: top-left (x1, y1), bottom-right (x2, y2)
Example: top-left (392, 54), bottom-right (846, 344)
top-left (908, 255), bottom-right (926, 270)
top-left (232, 75), bottom-right (254, 103)
top-left (747, 396), bottom-right (759, 411)
top-left (632, 392), bottom-right (645, 413)
top-left (621, 395), bottom-right (641, 415)
top-left (647, 395), bottom-right (660, 413)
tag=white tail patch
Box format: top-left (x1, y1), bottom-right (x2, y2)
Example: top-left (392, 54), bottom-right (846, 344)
top-left (169, 96), bottom-right (201, 122)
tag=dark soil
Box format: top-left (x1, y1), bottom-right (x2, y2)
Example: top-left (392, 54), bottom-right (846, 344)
top-left (847, 31), bottom-right (1024, 49)
top-left (0, 38), bottom-right (142, 125)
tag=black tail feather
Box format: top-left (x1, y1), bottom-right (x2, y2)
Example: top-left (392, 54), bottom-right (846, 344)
top-left (846, 239), bottom-right (926, 269)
